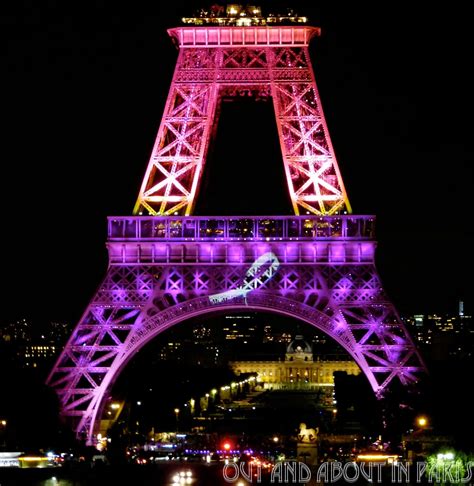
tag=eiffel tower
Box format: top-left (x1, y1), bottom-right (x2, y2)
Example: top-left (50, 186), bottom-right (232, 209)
top-left (47, 6), bottom-right (425, 444)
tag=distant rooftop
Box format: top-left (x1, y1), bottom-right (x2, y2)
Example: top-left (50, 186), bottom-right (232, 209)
top-left (182, 4), bottom-right (308, 27)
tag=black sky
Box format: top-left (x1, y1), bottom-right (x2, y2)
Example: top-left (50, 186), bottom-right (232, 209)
top-left (1, 1), bottom-right (473, 324)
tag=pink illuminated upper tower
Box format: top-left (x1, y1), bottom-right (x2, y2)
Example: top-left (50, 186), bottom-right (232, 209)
top-left (134, 6), bottom-right (351, 216)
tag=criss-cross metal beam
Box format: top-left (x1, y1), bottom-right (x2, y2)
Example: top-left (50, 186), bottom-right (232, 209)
top-left (134, 27), bottom-right (351, 216)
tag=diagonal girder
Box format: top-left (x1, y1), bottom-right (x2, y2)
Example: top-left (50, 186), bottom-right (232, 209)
top-left (134, 82), bottom-right (217, 216)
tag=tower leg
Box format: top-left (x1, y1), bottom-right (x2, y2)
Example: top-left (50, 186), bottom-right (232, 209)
top-left (134, 48), bottom-right (219, 216)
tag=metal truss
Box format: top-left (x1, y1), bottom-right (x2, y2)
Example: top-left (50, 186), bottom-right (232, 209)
top-left (48, 27), bottom-right (424, 445)
top-left (47, 216), bottom-right (425, 444)
top-left (134, 27), bottom-right (351, 216)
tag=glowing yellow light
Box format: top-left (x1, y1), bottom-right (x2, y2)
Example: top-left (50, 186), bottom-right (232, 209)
top-left (174, 408), bottom-right (180, 414)
top-left (417, 416), bottom-right (428, 427)
top-left (19, 457), bottom-right (49, 462)
top-left (357, 454), bottom-right (398, 461)
top-left (110, 403), bottom-right (120, 410)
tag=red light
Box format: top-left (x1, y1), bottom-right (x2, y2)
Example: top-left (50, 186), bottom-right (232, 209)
top-left (223, 442), bottom-right (231, 451)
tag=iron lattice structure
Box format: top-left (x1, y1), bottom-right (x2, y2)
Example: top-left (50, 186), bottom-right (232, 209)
top-left (47, 26), bottom-right (425, 444)
top-left (134, 26), bottom-right (351, 216)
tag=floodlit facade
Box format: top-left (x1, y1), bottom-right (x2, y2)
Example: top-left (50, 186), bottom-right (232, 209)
top-left (231, 335), bottom-right (360, 387)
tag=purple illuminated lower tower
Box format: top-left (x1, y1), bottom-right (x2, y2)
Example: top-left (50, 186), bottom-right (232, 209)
top-left (47, 13), bottom-right (426, 444)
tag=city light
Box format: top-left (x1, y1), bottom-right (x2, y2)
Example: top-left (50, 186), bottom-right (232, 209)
top-left (172, 470), bottom-right (193, 485)
top-left (437, 452), bottom-right (454, 461)
top-left (19, 456), bottom-right (50, 462)
top-left (356, 454), bottom-right (399, 462)
top-left (417, 416), bottom-right (428, 428)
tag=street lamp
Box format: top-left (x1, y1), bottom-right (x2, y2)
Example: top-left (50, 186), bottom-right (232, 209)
top-left (416, 416), bottom-right (428, 428)
top-left (1, 420), bottom-right (7, 448)
top-left (174, 408), bottom-right (180, 432)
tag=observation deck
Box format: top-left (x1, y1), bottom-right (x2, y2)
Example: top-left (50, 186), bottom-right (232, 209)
top-left (172, 4), bottom-right (319, 48)
top-left (109, 215), bottom-right (375, 241)
top-left (169, 26), bottom-right (319, 48)
top-left (181, 5), bottom-right (309, 27)
top-left (107, 216), bottom-right (376, 265)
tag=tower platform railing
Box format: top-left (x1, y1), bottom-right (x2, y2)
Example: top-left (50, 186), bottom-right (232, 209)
top-left (108, 215), bottom-right (375, 241)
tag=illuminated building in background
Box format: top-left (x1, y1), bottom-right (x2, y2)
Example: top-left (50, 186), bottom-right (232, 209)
top-left (263, 324), bottom-right (292, 344)
top-left (20, 345), bottom-right (57, 368)
top-left (404, 307), bottom-right (473, 360)
top-left (222, 315), bottom-right (257, 344)
top-left (159, 342), bottom-right (182, 361)
top-left (0, 319), bottom-right (68, 369)
top-left (0, 318), bottom-right (33, 343)
top-left (0, 319), bottom-right (69, 346)
top-left (230, 335), bottom-right (360, 388)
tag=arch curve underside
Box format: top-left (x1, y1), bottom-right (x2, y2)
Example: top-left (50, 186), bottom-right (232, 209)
top-left (47, 260), bottom-right (425, 444)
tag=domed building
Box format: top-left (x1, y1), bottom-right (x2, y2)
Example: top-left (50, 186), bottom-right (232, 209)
top-left (285, 335), bottom-right (314, 362)
top-left (230, 335), bottom-right (360, 389)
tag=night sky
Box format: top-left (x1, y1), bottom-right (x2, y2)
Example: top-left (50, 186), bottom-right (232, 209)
top-left (1, 2), bottom-right (472, 325)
